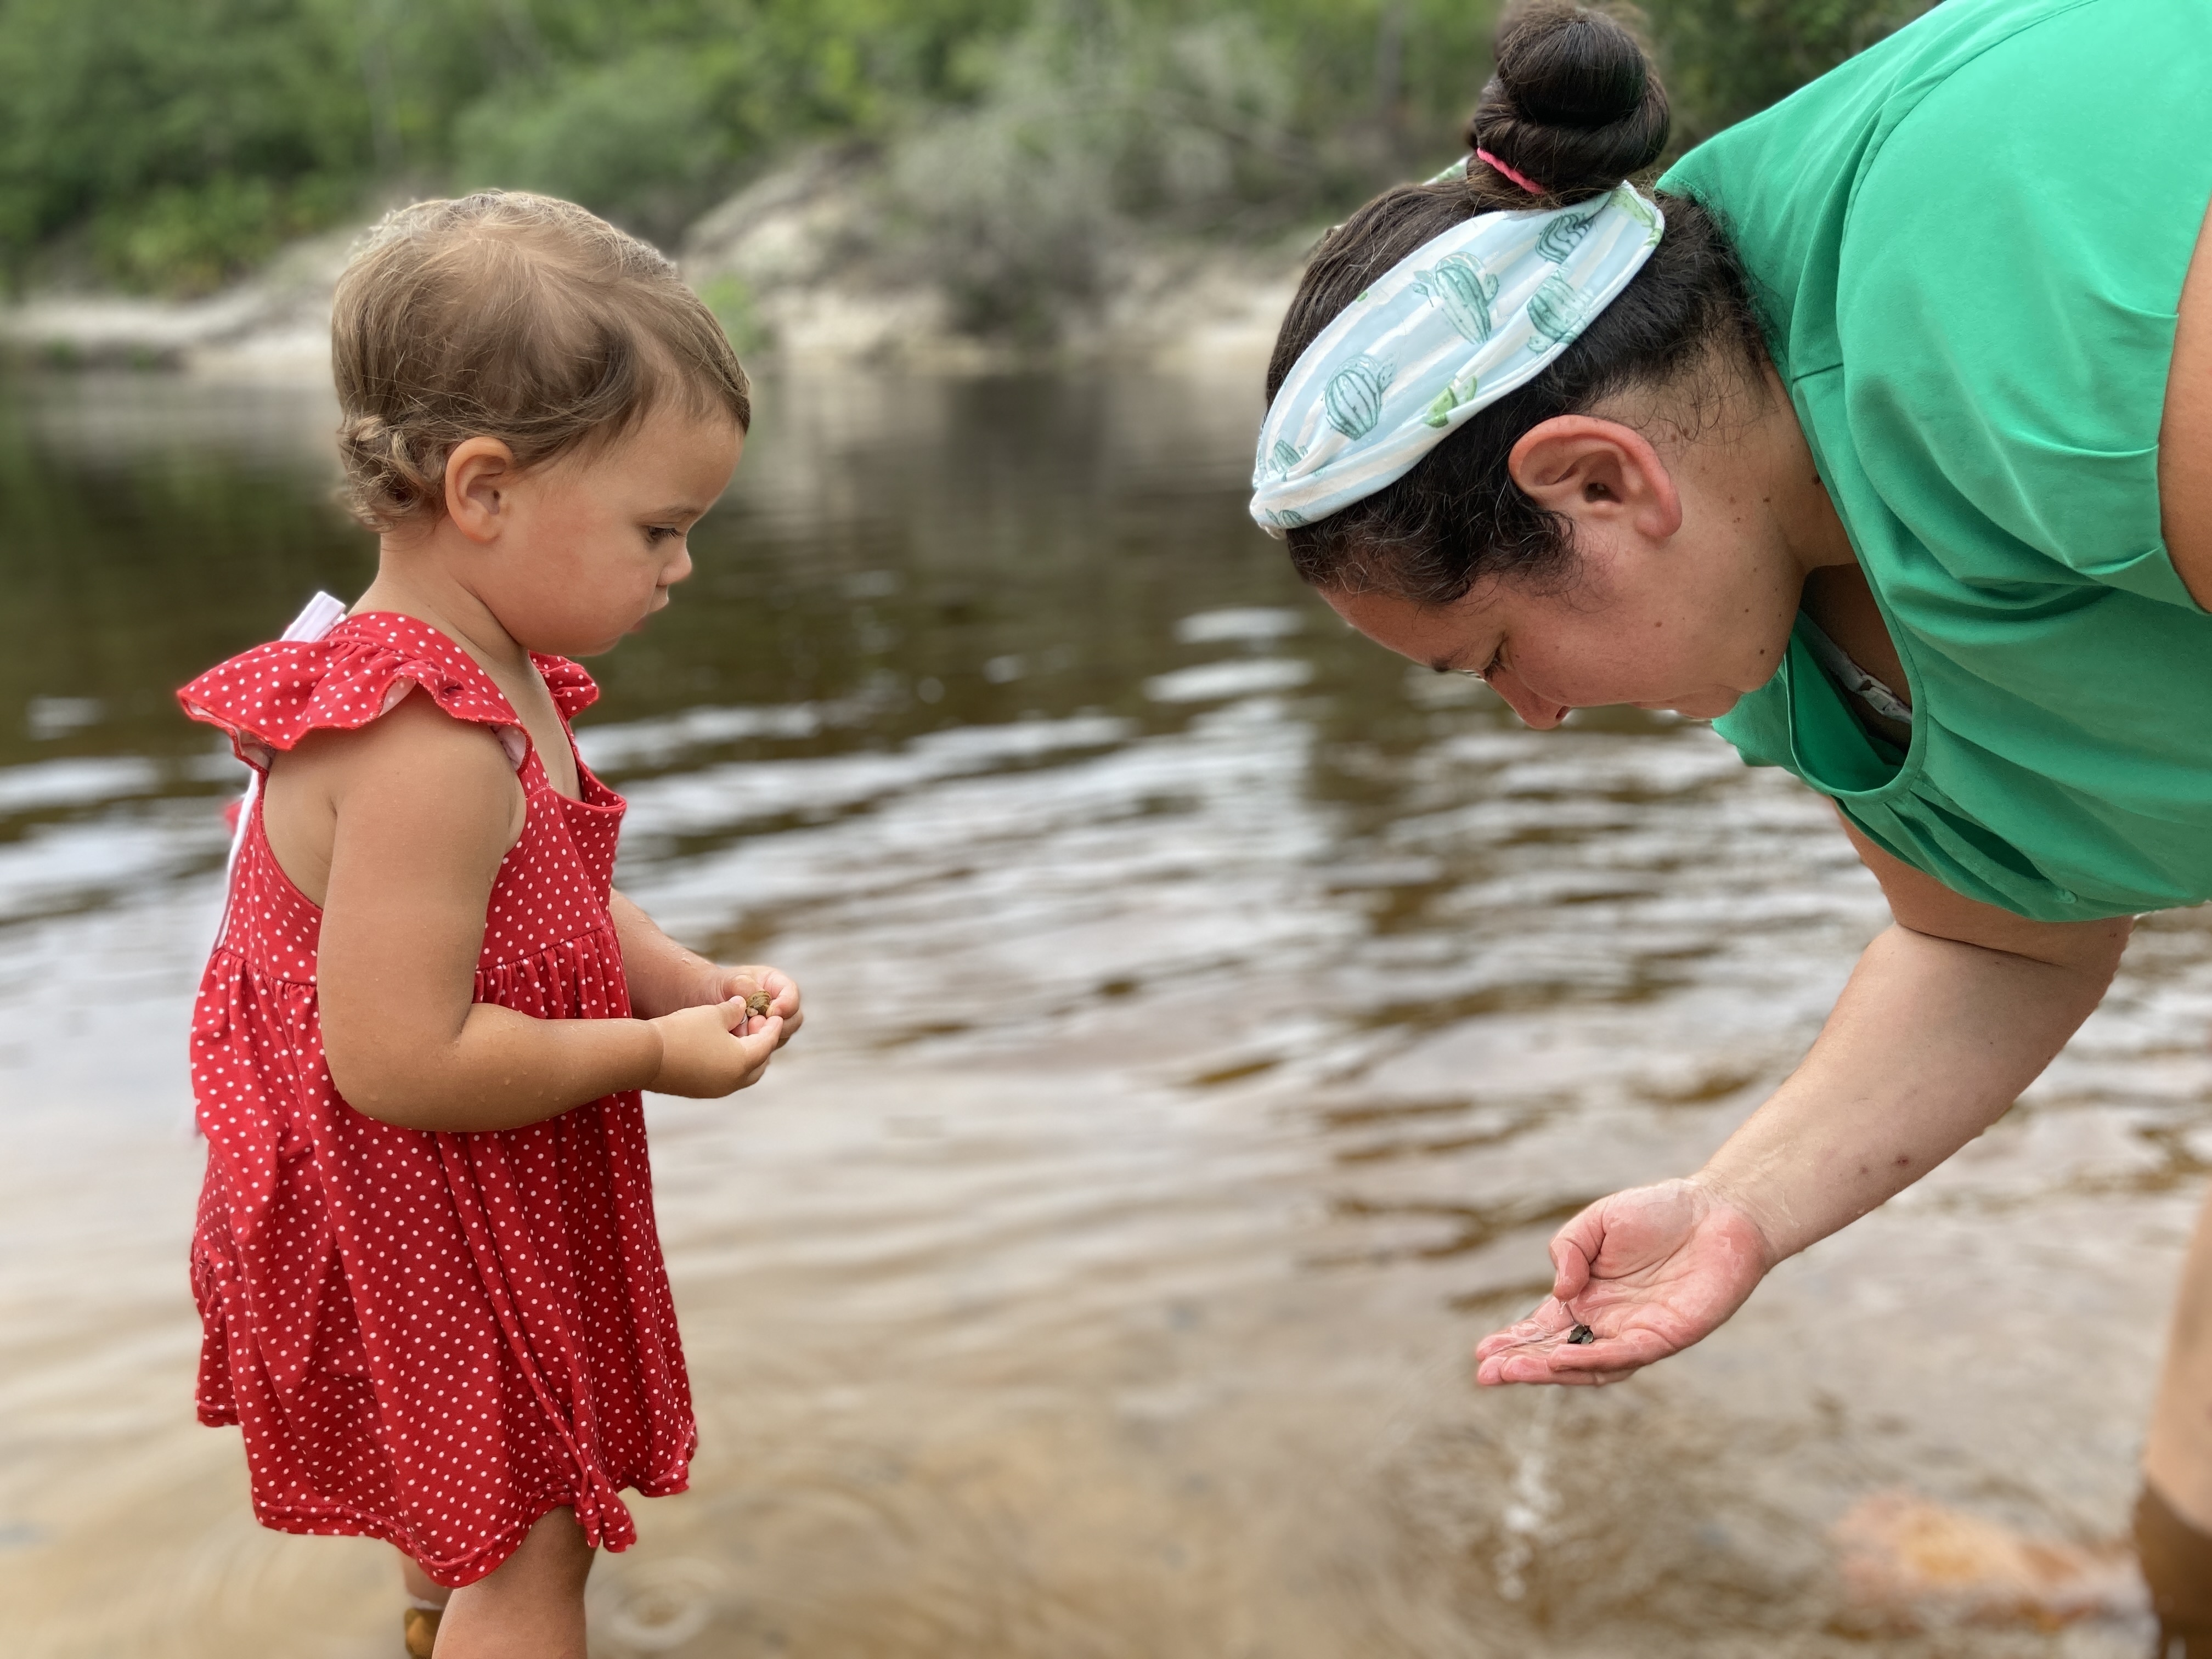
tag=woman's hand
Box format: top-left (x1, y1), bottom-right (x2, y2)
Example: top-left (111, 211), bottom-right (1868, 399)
top-left (648, 996), bottom-right (785, 1097)
top-left (1474, 1178), bottom-right (1775, 1386)
top-left (1472, 833), bottom-right (2130, 1390)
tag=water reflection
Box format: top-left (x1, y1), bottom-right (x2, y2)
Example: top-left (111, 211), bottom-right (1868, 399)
top-left (2, 366), bottom-right (2200, 1656)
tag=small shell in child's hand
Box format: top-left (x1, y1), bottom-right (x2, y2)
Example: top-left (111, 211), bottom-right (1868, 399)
top-left (744, 992), bottom-right (772, 1019)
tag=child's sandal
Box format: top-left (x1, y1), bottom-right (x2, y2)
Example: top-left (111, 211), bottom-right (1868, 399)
top-left (2137, 1483), bottom-right (2212, 1657)
top-left (402, 1600), bottom-right (443, 1658)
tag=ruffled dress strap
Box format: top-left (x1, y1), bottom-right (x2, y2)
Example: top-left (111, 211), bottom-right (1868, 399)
top-left (532, 653), bottom-right (599, 725)
top-left (178, 612), bottom-right (533, 772)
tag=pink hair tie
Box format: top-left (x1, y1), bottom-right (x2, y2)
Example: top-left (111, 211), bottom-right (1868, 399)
top-left (1475, 148), bottom-right (1549, 196)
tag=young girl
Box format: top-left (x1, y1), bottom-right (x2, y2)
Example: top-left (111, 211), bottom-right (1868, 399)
top-left (177, 191), bottom-right (799, 1658)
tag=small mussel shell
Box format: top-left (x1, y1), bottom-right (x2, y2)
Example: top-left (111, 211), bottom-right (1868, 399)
top-left (1566, 1324), bottom-right (1597, 1345)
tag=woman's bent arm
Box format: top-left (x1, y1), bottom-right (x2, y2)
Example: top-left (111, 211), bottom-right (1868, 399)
top-left (1475, 817), bottom-right (2131, 1385)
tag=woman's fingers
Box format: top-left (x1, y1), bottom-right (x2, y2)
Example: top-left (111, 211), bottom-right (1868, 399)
top-left (1549, 1215), bottom-right (1600, 1303)
top-left (1474, 1316), bottom-right (1676, 1386)
top-left (1472, 1298), bottom-right (1574, 1364)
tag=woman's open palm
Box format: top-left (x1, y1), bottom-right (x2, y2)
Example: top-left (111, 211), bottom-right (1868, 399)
top-left (1474, 1179), bottom-right (1775, 1386)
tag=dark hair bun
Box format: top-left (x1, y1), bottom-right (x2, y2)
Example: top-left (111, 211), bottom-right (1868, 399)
top-left (1468, 2), bottom-right (1670, 200)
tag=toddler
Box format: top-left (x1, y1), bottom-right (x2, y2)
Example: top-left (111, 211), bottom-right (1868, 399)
top-left (178, 191), bottom-right (798, 1657)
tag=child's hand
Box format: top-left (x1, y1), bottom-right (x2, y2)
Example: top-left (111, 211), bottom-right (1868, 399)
top-left (647, 996), bottom-right (785, 1098)
top-left (705, 964), bottom-right (803, 1047)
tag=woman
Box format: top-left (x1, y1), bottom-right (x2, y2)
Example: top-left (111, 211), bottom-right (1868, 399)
top-left (1254, 0), bottom-right (2212, 1645)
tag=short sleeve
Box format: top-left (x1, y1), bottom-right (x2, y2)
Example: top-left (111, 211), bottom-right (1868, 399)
top-left (1833, 0), bottom-right (2212, 608)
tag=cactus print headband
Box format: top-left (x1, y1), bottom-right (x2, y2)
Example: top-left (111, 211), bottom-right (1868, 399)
top-left (1250, 184), bottom-right (1664, 537)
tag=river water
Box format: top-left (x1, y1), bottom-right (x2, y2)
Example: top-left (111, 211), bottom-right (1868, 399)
top-left (3, 366), bottom-right (2206, 1657)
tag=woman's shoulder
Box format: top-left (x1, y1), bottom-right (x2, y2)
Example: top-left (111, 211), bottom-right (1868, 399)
top-left (1832, 0), bottom-right (2212, 602)
top-left (1668, 0), bottom-right (2109, 201)
top-left (1663, 0), bottom-right (2183, 377)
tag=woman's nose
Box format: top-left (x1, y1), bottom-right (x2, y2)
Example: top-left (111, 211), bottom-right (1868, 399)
top-left (1491, 672), bottom-right (1571, 730)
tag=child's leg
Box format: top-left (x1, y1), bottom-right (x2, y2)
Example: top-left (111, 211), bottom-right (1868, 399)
top-left (428, 1508), bottom-right (595, 1659)
top-left (399, 1553), bottom-right (452, 1659)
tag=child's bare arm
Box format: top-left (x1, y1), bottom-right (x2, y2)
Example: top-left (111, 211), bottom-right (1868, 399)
top-left (607, 890), bottom-right (803, 1041)
top-left (312, 695), bottom-right (778, 1130)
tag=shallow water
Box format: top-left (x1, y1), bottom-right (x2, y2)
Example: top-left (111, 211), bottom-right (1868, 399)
top-left (3, 366), bottom-right (2207, 1657)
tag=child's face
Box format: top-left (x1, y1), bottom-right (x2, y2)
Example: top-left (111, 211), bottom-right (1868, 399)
top-left (481, 403), bottom-right (744, 657)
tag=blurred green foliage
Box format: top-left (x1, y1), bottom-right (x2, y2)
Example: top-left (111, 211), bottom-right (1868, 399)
top-left (0, 0), bottom-right (1025, 292)
top-left (1641, 0), bottom-right (1933, 149)
top-left (890, 0), bottom-right (1510, 338)
top-left (0, 0), bottom-right (1930, 300)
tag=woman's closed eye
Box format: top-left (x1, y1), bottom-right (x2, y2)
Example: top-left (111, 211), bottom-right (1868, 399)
top-left (1427, 644), bottom-right (1505, 682)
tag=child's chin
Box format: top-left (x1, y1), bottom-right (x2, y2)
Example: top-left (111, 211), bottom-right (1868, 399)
top-left (537, 629), bottom-right (629, 658)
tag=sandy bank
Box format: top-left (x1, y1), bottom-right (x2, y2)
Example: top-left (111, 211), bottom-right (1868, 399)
top-left (0, 155), bottom-right (1300, 381)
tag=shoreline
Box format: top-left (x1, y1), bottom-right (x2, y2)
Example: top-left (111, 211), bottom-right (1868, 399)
top-left (0, 165), bottom-right (1303, 383)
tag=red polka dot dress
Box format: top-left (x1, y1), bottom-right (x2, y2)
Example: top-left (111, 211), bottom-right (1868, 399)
top-left (177, 612), bottom-right (694, 1587)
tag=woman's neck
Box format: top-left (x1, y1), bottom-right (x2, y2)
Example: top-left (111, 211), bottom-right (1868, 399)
top-left (1747, 364), bottom-right (1857, 583)
top-left (1742, 369), bottom-right (1912, 709)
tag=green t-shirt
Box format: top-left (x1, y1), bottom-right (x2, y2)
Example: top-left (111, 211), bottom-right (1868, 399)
top-left (1661, 0), bottom-right (2212, 921)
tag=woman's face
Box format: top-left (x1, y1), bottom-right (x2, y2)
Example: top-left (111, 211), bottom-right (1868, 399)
top-left (1321, 409), bottom-right (1826, 726)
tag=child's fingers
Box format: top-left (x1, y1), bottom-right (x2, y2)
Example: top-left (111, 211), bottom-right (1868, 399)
top-left (730, 1014), bottom-right (782, 1063)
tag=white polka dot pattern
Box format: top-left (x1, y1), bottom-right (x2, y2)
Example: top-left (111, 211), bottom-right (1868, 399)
top-left (177, 613), bottom-right (694, 1589)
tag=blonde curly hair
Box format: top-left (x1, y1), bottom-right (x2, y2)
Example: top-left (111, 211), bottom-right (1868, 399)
top-left (332, 191), bottom-right (750, 533)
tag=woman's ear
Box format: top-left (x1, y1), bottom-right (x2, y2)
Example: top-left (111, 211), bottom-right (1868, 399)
top-left (443, 437), bottom-right (520, 544)
top-left (1508, 416), bottom-right (1682, 543)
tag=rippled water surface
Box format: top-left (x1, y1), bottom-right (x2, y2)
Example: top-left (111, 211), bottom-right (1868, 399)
top-left (5, 367), bottom-right (2209, 1657)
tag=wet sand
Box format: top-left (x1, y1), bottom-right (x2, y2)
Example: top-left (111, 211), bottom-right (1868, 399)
top-left (2, 369), bottom-right (2200, 1655)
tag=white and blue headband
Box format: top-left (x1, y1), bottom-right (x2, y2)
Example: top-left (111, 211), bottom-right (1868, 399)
top-left (1250, 178), bottom-right (1663, 537)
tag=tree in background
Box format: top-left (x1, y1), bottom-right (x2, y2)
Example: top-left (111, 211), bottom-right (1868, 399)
top-left (886, 0), bottom-right (1505, 339)
top-left (1640, 0), bottom-right (1934, 149)
top-left (0, 0), bottom-right (1932, 302)
top-left (0, 0), bottom-right (1023, 292)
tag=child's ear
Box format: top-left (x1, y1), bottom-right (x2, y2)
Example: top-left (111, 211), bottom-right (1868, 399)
top-left (444, 438), bottom-right (519, 544)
